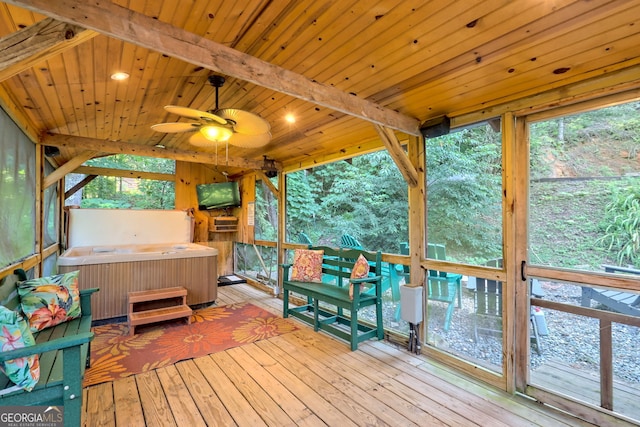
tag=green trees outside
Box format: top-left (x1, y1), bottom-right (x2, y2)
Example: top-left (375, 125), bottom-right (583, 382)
top-left (425, 124), bottom-right (502, 261)
top-left (279, 123), bottom-right (503, 258)
top-left (72, 155), bottom-right (175, 209)
top-left (283, 151), bottom-right (409, 253)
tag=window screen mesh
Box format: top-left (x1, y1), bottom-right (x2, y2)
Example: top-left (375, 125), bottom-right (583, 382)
top-left (0, 108), bottom-right (36, 267)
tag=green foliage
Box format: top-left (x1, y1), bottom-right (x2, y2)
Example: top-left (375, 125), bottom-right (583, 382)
top-left (80, 198), bottom-right (133, 209)
top-left (79, 155), bottom-right (175, 209)
top-left (286, 151), bottom-right (409, 252)
top-left (283, 123), bottom-right (503, 259)
top-left (255, 178), bottom-right (278, 240)
top-left (529, 180), bottom-right (612, 269)
top-left (426, 125), bottom-right (503, 260)
top-left (597, 185), bottom-right (640, 267)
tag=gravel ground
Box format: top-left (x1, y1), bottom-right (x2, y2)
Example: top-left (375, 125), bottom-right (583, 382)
top-left (367, 280), bottom-right (639, 385)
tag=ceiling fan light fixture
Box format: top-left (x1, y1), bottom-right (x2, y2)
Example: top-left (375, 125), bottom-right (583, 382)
top-left (200, 124), bottom-right (233, 142)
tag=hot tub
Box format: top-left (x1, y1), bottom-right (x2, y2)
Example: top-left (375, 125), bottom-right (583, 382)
top-left (58, 243), bottom-right (218, 321)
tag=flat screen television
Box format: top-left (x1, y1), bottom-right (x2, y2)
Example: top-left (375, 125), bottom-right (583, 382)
top-left (196, 181), bottom-right (241, 210)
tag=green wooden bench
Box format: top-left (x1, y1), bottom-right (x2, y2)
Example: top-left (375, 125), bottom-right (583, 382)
top-left (0, 269), bottom-right (98, 427)
top-left (282, 246), bottom-right (384, 350)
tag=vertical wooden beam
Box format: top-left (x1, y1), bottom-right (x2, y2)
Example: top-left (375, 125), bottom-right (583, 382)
top-left (57, 173), bottom-right (65, 255)
top-left (407, 134), bottom-right (426, 341)
top-left (237, 174), bottom-right (256, 245)
top-left (277, 172), bottom-right (286, 296)
top-left (510, 112), bottom-right (528, 393)
top-left (174, 161), bottom-right (210, 243)
top-left (599, 319), bottom-right (613, 410)
top-left (35, 144), bottom-right (44, 276)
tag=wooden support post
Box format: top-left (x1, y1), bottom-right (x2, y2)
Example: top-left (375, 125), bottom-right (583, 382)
top-left (407, 134), bottom-right (426, 344)
top-left (600, 319), bottom-right (613, 410)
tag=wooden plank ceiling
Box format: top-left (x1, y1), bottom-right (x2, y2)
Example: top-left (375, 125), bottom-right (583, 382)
top-left (1, 0), bottom-right (640, 176)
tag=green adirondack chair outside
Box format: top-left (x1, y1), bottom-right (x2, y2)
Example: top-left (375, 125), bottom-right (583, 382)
top-left (340, 234), bottom-right (403, 320)
top-left (297, 232), bottom-right (313, 245)
top-left (400, 242), bottom-right (462, 331)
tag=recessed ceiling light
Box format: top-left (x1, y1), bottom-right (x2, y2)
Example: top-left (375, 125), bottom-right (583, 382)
top-left (110, 72), bottom-right (129, 81)
top-left (285, 113), bottom-right (296, 123)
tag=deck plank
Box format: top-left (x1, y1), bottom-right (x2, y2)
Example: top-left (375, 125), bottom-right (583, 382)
top-left (136, 370), bottom-right (177, 426)
top-left (85, 381), bottom-right (115, 427)
top-left (209, 350), bottom-right (296, 426)
top-left (251, 338), bottom-right (361, 427)
top-left (265, 331), bottom-right (431, 426)
top-left (112, 376), bottom-right (145, 426)
top-left (368, 342), bottom-right (596, 427)
top-left (227, 345), bottom-right (323, 426)
top-left (81, 282), bottom-right (608, 427)
top-left (193, 355), bottom-right (268, 426)
top-left (155, 364), bottom-right (207, 426)
top-left (531, 360), bottom-right (640, 420)
top-left (282, 330), bottom-right (465, 426)
top-left (173, 359), bottom-right (238, 426)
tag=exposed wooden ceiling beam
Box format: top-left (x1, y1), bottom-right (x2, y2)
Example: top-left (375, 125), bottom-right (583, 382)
top-left (74, 166), bottom-right (175, 182)
top-left (6, 0), bottom-right (421, 137)
top-left (373, 124), bottom-right (419, 188)
top-left (0, 17), bottom-right (96, 82)
top-left (43, 150), bottom-right (98, 188)
top-left (64, 174), bottom-right (96, 200)
top-left (42, 134), bottom-right (269, 170)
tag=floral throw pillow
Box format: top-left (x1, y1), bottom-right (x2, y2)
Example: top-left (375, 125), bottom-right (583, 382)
top-left (18, 270), bottom-right (81, 333)
top-left (290, 249), bottom-right (324, 283)
top-left (349, 254), bottom-right (371, 299)
top-left (0, 306), bottom-right (40, 391)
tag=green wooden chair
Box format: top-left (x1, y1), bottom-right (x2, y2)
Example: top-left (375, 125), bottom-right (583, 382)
top-left (297, 232), bottom-right (313, 245)
top-left (427, 243), bottom-right (463, 309)
top-left (473, 258), bottom-right (544, 354)
top-left (399, 242), bottom-right (462, 331)
top-left (340, 233), bottom-right (363, 249)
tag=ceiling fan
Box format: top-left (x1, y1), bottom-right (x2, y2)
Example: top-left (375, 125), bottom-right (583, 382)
top-left (151, 75), bottom-right (271, 148)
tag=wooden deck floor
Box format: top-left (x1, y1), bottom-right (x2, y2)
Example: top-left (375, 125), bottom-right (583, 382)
top-left (531, 360), bottom-right (640, 422)
top-left (82, 283), bottom-right (597, 426)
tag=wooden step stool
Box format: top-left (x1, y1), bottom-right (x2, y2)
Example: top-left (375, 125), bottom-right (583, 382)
top-left (127, 286), bottom-right (192, 335)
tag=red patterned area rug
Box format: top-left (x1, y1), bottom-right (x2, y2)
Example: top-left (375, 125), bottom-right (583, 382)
top-left (83, 302), bottom-right (297, 387)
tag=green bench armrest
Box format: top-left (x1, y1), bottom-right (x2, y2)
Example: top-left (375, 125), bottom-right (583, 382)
top-left (350, 275), bottom-right (382, 285)
top-left (79, 287), bottom-right (99, 315)
top-left (0, 332), bottom-right (94, 362)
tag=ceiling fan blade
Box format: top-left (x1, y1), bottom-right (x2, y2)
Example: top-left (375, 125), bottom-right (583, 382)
top-left (229, 131), bottom-right (272, 148)
top-left (151, 122), bottom-right (200, 133)
top-left (164, 105), bottom-right (227, 125)
top-left (216, 108), bottom-right (270, 135)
